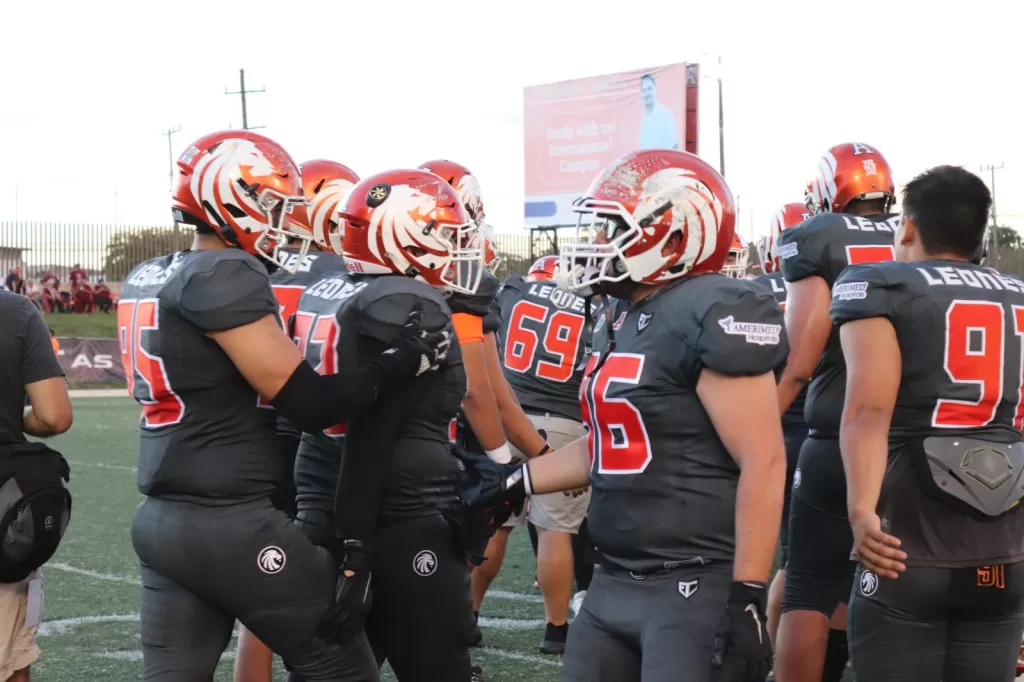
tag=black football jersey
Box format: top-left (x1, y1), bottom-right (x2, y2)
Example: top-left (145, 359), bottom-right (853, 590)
top-left (778, 212), bottom-right (898, 435)
top-left (292, 272), bottom-right (466, 516)
top-left (583, 274), bottom-right (788, 574)
top-left (268, 247), bottom-right (347, 439)
top-left (497, 275), bottom-right (591, 422)
top-left (753, 272), bottom-right (805, 427)
top-left (831, 260), bottom-right (1024, 566)
top-left (118, 249), bottom-right (282, 504)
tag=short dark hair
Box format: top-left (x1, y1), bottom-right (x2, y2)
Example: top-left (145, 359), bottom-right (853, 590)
top-left (641, 73), bottom-right (655, 87)
top-left (901, 165), bottom-right (991, 259)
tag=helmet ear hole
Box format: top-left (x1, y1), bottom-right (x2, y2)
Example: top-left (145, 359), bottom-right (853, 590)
top-left (224, 204), bottom-right (248, 219)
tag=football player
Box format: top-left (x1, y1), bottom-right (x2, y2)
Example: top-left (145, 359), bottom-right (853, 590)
top-left (722, 232), bottom-right (750, 278)
top-left (458, 149), bottom-right (788, 682)
top-left (289, 168), bottom-right (478, 681)
top-left (754, 202), bottom-right (812, 646)
top-left (497, 254), bottom-right (593, 653)
top-left (234, 158), bottom-right (359, 682)
top-left (417, 160), bottom-right (553, 655)
top-left (832, 165), bottom-right (1024, 681)
top-left (121, 132), bottom-right (449, 680)
top-left (773, 143), bottom-right (898, 682)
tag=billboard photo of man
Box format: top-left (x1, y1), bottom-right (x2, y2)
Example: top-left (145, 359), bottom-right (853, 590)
top-left (639, 73), bottom-right (680, 151)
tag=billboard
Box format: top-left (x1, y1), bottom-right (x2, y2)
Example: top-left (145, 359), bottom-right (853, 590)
top-left (55, 337), bottom-right (125, 384)
top-left (523, 62), bottom-right (697, 227)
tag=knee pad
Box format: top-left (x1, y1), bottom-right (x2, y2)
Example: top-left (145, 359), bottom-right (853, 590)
top-left (821, 628), bottom-right (849, 682)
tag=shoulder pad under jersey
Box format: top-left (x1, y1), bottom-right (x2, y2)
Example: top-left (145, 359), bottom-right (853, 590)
top-left (175, 250), bottom-right (277, 332)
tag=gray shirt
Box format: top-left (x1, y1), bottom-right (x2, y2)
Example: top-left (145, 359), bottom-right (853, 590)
top-left (0, 291), bottom-right (64, 446)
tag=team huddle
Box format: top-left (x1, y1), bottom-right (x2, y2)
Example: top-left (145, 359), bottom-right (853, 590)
top-left (116, 131), bottom-right (1024, 682)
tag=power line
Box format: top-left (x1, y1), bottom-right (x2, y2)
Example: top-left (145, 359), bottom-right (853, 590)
top-left (161, 125), bottom-right (182, 185)
top-left (225, 69), bottom-right (265, 131)
top-left (980, 163), bottom-right (1005, 250)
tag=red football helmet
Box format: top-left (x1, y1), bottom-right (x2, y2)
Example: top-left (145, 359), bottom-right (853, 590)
top-left (418, 159), bottom-right (485, 225)
top-left (722, 232), bottom-right (749, 278)
top-left (526, 255), bottom-right (560, 282)
top-left (806, 143), bottom-right (895, 215)
top-left (171, 130), bottom-right (308, 271)
top-left (291, 160), bottom-right (359, 255)
top-left (559, 149), bottom-right (737, 290)
top-left (340, 169), bottom-right (479, 292)
top-left (759, 202), bottom-right (812, 273)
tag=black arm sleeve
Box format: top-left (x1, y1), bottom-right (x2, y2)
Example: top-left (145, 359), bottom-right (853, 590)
top-left (270, 347), bottom-right (420, 433)
top-left (333, 372), bottom-right (436, 546)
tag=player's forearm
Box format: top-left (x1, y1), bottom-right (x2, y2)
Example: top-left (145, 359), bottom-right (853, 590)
top-left (22, 407), bottom-right (66, 438)
top-left (461, 367), bottom-right (507, 452)
top-left (776, 369), bottom-right (808, 415)
top-left (272, 352), bottom-right (417, 433)
top-left (732, 448), bottom-right (785, 583)
top-left (526, 436), bottom-right (590, 494)
top-left (840, 406), bottom-right (889, 519)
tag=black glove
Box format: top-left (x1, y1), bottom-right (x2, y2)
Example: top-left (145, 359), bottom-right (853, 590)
top-left (376, 303), bottom-right (452, 379)
top-left (711, 581), bottom-right (772, 682)
top-left (450, 446), bottom-right (527, 527)
top-left (316, 540), bottom-right (374, 643)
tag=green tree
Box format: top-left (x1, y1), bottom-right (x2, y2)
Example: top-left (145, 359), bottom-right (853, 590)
top-left (995, 225), bottom-right (1022, 248)
top-left (103, 227), bottom-right (182, 281)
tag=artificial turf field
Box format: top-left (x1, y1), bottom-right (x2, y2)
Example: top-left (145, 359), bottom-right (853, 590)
top-left (36, 397), bottom-right (880, 681)
top-left (33, 397), bottom-right (559, 681)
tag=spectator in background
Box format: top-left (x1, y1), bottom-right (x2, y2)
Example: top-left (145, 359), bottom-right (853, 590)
top-left (0, 289), bottom-right (73, 682)
top-left (638, 73), bottom-right (680, 151)
top-left (92, 280), bottom-right (113, 314)
top-left (68, 264), bottom-right (86, 290)
top-left (49, 328), bottom-right (60, 355)
top-left (5, 267), bottom-right (25, 296)
top-left (23, 280), bottom-right (43, 311)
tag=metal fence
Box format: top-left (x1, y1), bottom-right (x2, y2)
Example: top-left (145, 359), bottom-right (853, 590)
top-left (5, 221), bottom-right (1024, 287)
top-left (0, 222), bottom-right (565, 289)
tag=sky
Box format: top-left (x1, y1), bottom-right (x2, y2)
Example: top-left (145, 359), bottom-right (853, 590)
top-left (1, 0), bottom-right (1022, 247)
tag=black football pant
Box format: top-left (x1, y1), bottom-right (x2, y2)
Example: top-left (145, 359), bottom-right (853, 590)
top-left (296, 508), bottom-right (477, 682)
top-left (561, 563), bottom-right (731, 682)
top-left (131, 496), bottom-right (377, 682)
top-left (849, 562), bottom-right (1024, 681)
top-left (778, 422), bottom-right (808, 567)
top-left (783, 436), bottom-right (855, 616)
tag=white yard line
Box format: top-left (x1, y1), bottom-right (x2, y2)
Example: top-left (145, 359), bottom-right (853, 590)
top-left (47, 562), bottom-right (544, 605)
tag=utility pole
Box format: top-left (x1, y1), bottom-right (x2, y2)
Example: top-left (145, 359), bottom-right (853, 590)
top-left (225, 69), bottom-right (265, 130)
top-left (717, 55), bottom-right (725, 179)
top-left (980, 163), bottom-right (1005, 252)
top-left (162, 125), bottom-right (182, 184)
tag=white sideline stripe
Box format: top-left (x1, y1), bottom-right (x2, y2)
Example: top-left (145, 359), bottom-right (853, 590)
top-left (47, 562), bottom-right (544, 605)
top-left (38, 613), bottom-right (139, 637)
top-left (96, 650), bottom-right (238, 662)
top-left (68, 389), bottom-right (128, 398)
top-left (48, 563), bottom-right (141, 585)
top-left (479, 645), bottom-right (562, 667)
top-left (477, 617), bottom-right (545, 630)
top-left (487, 589), bottom-right (544, 603)
top-left (67, 459), bottom-right (137, 472)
